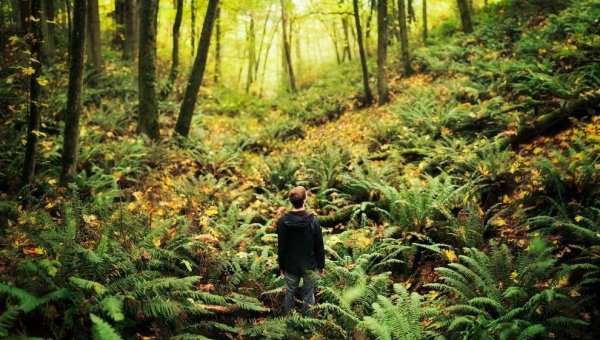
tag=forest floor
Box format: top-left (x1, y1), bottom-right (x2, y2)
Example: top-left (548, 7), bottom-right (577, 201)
top-left (1, 0), bottom-right (600, 339)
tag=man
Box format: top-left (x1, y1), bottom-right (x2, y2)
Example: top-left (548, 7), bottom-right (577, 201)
top-left (276, 186), bottom-right (325, 316)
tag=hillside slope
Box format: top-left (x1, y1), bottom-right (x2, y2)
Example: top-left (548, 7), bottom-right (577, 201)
top-left (1, 0), bottom-right (599, 339)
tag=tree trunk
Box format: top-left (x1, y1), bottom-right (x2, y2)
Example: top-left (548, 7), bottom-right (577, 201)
top-left (377, 0), bottom-right (389, 105)
top-left (161, 0), bottom-right (184, 99)
top-left (175, 0), bottom-right (219, 138)
top-left (87, 0), bottom-right (103, 75)
top-left (353, 0), bottom-right (373, 105)
top-left (280, 0), bottom-right (296, 93)
top-left (113, 0), bottom-right (125, 49)
top-left (341, 15), bottom-right (352, 62)
top-left (259, 18), bottom-right (280, 97)
top-left (254, 5), bottom-right (272, 78)
top-left (123, 0), bottom-right (137, 60)
top-left (457, 0), bottom-right (473, 34)
top-left (365, 0), bottom-right (376, 56)
top-left (398, 0), bottom-right (412, 75)
top-left (22, 0), bottom-right (42, 190)
top-left (137, 0), bottom-right (160, 140)
top-left (41, 0), bottom-right (55, 63)
top-left (331, 21), bottom-right (342, 64)
top-left (422, 0), bottom-right (428, 42)
top-left (214, 7), bottom-right (221, 83)
top-left (65, 0), bottom-right (71, 51)
top-left (61, 0), bottom-right (86, 184)
top-left (191, 0), bottom-right (196, 56)
top-left (17, 0), bottom-right (29, 33)
top-left (245, 15), bottom-right (256, 93)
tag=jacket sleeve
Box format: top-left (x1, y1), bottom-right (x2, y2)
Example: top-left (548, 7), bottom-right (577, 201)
top-left (276, 220), bottom-right (286, 271)
top-left (313, 217), bottom-right (325, 269)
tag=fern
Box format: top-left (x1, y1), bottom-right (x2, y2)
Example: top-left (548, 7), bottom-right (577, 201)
top-left (90, 313), bottom-right (123, 340)
top-left (426, 241), bottom-right (587, 338)
top-left (358, 284), bottom-right (438, 340)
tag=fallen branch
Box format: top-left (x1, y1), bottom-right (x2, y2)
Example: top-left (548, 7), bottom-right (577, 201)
top-left (499, 90), bottom-right (600, 149)
top-left (319, 208), bottom-right (354, 228)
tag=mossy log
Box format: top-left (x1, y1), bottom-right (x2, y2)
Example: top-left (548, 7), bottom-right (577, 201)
top-left (500, 91), bottom-right (600, 149)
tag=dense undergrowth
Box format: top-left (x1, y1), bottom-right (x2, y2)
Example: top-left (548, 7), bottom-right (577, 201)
top-left (1, 0), bottom-right (599, 338)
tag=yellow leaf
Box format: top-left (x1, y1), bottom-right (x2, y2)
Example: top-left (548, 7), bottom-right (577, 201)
top-left (22, 66), bottom-right (35, 76)
top-left (32, 130), bottom-right (47, 138)
top-left (574, 215), bottom-right (584, 222)
top-left (152, 236), bottom-right (162, 248)
top-left (442, 249), bottom-right (457, 262)
top-left (556, 276), bottom-right (569, 288)
top-left (205, 206), bottom-right (218, 217)
top-left (29, 15), bottom-right (40, 22)
top-left (132, 191), bottom-right (144, 200)
top-left (47, 178), bottom-right (57, 185)
top-left (194, 233), bottom-right (219, 244)
top-left (533, 147), bottom-right (543, 155)
top-left (492, 218), bottom-right (507, 227)
top-left (36, 76), bottom-right (48, 86)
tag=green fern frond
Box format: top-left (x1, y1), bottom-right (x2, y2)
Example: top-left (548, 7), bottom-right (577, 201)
top-left (90, 313), bottom-right (123, 340)
top-left (69, 277), bottom-right (108, 296)
top-left (99, 296), bottom-right (125, 322)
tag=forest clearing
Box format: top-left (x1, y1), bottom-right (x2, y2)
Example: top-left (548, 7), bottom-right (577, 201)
top-left (1, 0), bottom-right (600, 339)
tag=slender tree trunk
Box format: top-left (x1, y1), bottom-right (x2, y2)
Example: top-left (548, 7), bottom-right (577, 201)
top-left (377, 0), bottom-right (389, 105)
top-left (398, 0), bottom-right (412, 75)
top-left (254, 5), bottom-right (272, 77)
top-left (293, 21), bottom-right (302, 73)
top-left (61, 0), bottom-right (86, 184)
top-left (87, 0), bottom-right (103, 75)
top-left (457, 0), bottom-right (473, 33)
top-left (41, 0), bottom-right (55, 63)
top-left (137, 0), bottom-right (160, 140)
top-left (259, 19), bottom-right (280, 97)
top-left (353, 0), bottom-right (373, 104)
top-left (161, 0), bottom-right (184, 99)
top-left (245, 15), bottom-right (256, 93)
top-left (341, 15), bottom-right (352, 61)
top-left (113, 0), bottom-right (124, 49)
top-left (191, 0), bottom-right (196, 56)
top-left (22, 0), bottom-right (42, 190)
top-left (175, 0), bottom-right (219, 138)
top-left (214, 7), bottom-right (221, 83)
top-left (331, 21), bottom-right (341, 64)
top-left (17, 0), bottom-right (29, 33)
top-left (365, 0), bottom-right (376, 56)
top-left (123, 0), bottom-right (137, 59)
top-left (65, 0), bottom-right (71, 51)
top-left (422, 0), bottom-right (428, 42)
top-left (390, 0), bottom-right (400, 43)
top-left (280, 0), bottom-right (296, 93)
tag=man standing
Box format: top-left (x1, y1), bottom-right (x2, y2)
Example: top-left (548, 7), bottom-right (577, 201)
top-left (276, 186), bottom-right (325, 316)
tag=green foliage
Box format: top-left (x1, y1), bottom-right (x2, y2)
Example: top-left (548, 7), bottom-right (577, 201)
top-left (90, 313), bottom-right (123, 340)
top-left (427, 241), bottom-right (587, 338)
top-left (359, 284), bottom-right (438, 340)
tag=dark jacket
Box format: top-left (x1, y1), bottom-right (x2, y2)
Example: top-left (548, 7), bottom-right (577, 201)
top-left (276, 210), bottom-right (325, 275)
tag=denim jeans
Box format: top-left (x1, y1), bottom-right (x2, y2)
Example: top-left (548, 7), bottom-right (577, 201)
top-left (283, 270), bottom-right (317, 316)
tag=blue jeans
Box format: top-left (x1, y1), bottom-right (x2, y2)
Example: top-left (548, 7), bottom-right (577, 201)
top-left (283, 270), bottom-right (317, 316)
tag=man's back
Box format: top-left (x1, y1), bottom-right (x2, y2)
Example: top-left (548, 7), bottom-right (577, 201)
top-left (277, 211), bottom-right (325, 276)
